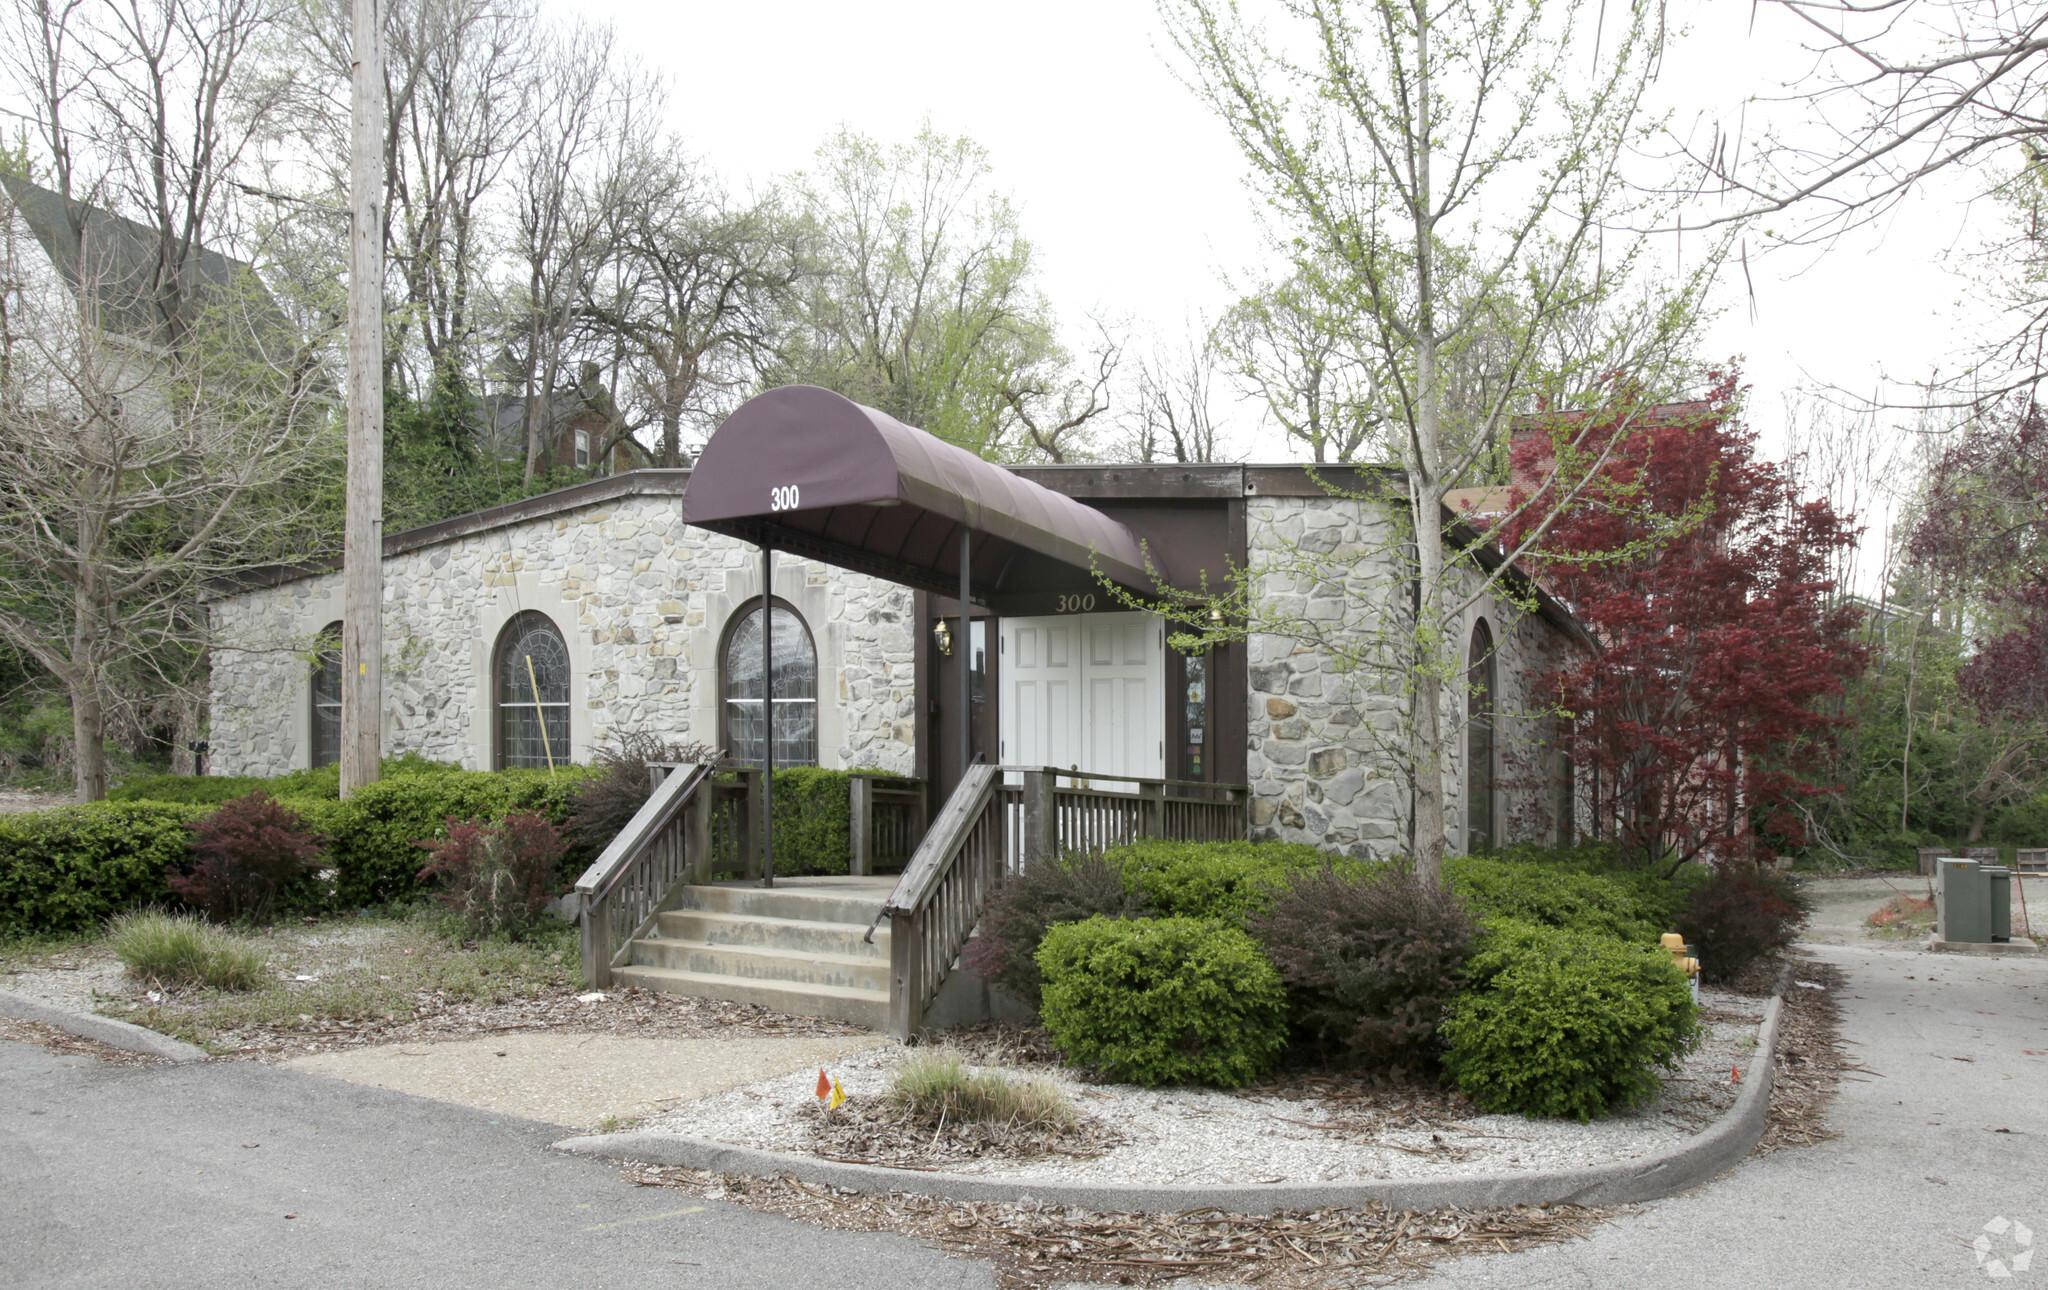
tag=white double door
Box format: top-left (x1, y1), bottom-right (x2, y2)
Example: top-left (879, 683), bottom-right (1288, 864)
top-left (998, 612), bottom-right (1165, 780)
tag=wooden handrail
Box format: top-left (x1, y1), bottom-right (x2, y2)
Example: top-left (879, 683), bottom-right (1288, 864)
top-left (879, 764), bottom-right (1250, 1039)
top-left (574, 760), bottom-right (717, 988)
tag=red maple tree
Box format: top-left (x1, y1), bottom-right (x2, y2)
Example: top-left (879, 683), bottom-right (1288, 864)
top-left (1911, 402), bottom-right (2048, 720)
top-left (1504, 374), bottom-right (1868, 871)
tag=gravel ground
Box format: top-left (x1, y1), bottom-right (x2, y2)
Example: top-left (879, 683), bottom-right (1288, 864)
top-left (644, 987), bottom-right (1772, 1186)
top-left (0, 787), bottom-right (72, 814)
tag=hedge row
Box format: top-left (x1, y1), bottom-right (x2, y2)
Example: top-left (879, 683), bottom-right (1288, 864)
top-left (1, 762), bottom-right (599, 936)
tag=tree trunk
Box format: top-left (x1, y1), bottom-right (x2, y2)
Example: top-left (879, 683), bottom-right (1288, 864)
top-left (171, 691), bottom-right (199, 776)
top-left (70, 680), bottom-right (106, 802)
top-left (1966, 809), bottom-right (1986, 844)
top-left (661, 405), bottom-right (681, 469)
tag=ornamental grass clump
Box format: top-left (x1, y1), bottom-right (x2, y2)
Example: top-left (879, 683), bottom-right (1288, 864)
top-left (1439, 919), bottom-right (1700, 1122)
top-left (889, 1049), bottom-right (1077, 1132)
top-left (416, 811), bottom-right (567, 938)
top-left (1037, 916), bottom-right (1288, 1088)
top-left (110, 910), bottom-right (269, 991)
top-left (1250, 862), bottom-right (1476, 1073)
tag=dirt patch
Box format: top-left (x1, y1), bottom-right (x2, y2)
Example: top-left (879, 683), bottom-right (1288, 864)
top-left (288, 1030), bottom-right (886, 1129)
top-left (0, 788), bottom-right (72, 815)
top-left (621, 1162), bottom-right (1612, 1287)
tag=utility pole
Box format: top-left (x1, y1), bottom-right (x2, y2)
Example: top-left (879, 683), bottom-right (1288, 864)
top-left (340, 0), bottom-right (385, 797)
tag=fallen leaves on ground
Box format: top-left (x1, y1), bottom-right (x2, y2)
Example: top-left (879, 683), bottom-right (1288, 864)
top-left (623, 1163), bottom-right (1614, 1287)
top-left (803, 1095), bottom-right (1128, 1168)
top-left (0, 1015), bottom-right (168, 1067)
top-left (1756, 957), bottom-right (1845, 1155)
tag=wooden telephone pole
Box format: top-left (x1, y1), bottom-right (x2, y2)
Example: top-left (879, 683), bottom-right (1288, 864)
top-left (340, 0), bottom-right (385, 797)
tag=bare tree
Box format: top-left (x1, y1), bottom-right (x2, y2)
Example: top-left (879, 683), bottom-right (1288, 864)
top-left (581, 143), bottom-right (802, 467)
top-left (0, 188), bottom-right (333, 800)
top-left (1217, 271), bottom-right (1388, 462)
top-left (1116, 324), bottom-right (1226, 463)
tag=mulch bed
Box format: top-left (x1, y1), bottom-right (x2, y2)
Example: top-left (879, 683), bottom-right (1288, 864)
top-left (1756, 955), bottom-right (1846, 1155)
top-left (623, 1162), bottom-right (1612, 1287)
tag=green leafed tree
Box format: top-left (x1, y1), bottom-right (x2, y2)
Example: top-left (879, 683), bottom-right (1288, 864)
top-left (1154, 0), bottom-right (1729, 877)
top-left (771, 126), bottom-right (1118, 462)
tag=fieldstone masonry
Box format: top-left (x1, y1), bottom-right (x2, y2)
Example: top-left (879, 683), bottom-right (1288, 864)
top-left (208, 493), bottom-right (916, 777)
top-left (1242, 496), bottom-right (1564, 858)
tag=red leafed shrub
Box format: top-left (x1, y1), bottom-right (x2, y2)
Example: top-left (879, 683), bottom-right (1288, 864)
top-left (172, 792), bottom-right (326, 924)
top-left (416, 811), bottom-right (567, 937)
top-left (1674, 867), bottom-right (1811, 983)
top-left (1249, 863), bottom-right (1476, 1074)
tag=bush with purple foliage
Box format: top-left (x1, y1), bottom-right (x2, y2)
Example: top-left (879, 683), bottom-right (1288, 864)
top-left (172, 791), bottom-right (325, 924)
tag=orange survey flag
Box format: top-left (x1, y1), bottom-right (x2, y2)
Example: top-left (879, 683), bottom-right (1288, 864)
top-left (815, 1068), bottom-right (831, 1101)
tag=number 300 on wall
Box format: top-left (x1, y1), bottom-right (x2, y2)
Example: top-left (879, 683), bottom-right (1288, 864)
top-left (1055, 593), bottom-right (1096, 613)
top-left (769, 485), bottom-right (800, 511)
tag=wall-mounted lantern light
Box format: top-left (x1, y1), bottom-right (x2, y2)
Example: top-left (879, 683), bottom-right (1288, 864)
top-left (932, 618), bottom-right (954, 656)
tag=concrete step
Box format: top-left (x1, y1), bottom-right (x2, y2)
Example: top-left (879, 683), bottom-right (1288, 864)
top-left (675, 881), bottom-right (891, 927)
top-left (628, 937), bottom-right (891, 993)
top-left (615, 965), bottom-right (889, 1030)
top-left (654, 909), bottom-right (889, 959)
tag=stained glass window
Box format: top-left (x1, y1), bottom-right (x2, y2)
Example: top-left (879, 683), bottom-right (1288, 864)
top-left (495, 611), bottom-right (571, 769)
top-left (723, 604), bottom-right (817, 768)
top-left (310, 622), bottom-right (342, 769)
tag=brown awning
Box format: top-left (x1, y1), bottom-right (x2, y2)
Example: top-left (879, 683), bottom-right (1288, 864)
top-left (683, 386), bottom-right (1154, 603)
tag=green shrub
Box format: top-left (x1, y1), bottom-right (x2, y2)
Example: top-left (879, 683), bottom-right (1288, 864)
top-left (109, 910), bottom-right (269, 991)
top-left (0, 803), bottom-right (204, 937)
top-left (108, 775), bottom-right (273, 805)
top-left (1439, 919), bottom-right (1701, 1121)
top-left (961, 852), bottom-right (1146, 1009)
top-left (1676, 867), bottom-right (1811, 983)
top-left (1446, 853), bottom-right (1674, 941)
top-left (889, 1048), bottom-right (1077, 1130)
top-left (1250, 863), bottom-right (1476, 1072)
top-left (768, 767), bottom-right (855, 875)
top-left (323, 767), bottom-right (593, 907)
top-left (1037, 916), bottom-right (1288, 1088)
top-left (1105, 839), bottom-right (1328, 922)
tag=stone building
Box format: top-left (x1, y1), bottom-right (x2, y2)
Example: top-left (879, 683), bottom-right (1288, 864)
top-left (208, 386), bottom-right (1586, 858)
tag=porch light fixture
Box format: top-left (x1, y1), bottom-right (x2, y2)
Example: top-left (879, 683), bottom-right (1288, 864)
top-left (932, 618), bottom-right (953, 656)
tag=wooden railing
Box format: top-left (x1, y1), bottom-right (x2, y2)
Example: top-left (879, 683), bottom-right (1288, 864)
top-left (878, 766), bottom-right (1249, 1039)
top-left (576, 762), bottom-right (929, 986)
top-left (572, 761), bottom-right (717, 988)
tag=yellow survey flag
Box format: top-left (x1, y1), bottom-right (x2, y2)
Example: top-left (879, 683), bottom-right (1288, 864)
top-left (828, 1075), bottom-right (847, 1110)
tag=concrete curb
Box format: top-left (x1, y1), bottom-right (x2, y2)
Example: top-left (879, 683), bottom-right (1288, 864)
top-left (553, 992), bottom-right (1787, 1216)
top-left (0, 989), bottom-right (209, 1063)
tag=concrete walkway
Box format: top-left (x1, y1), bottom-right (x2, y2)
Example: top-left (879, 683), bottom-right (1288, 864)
top-left (0, 1036), bottom-right (991, 1290)
top-left (1416, 937), bottom-right (2048, 1289)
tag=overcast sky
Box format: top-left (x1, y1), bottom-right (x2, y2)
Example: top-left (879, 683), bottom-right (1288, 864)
top-left (581, 0), bottom-right (1999, 499)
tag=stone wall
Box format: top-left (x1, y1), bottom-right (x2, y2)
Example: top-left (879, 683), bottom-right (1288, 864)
top-left (207, 493), bottom-right (916, 777)
top-left (1241, 494), bottom-right (1575, 859)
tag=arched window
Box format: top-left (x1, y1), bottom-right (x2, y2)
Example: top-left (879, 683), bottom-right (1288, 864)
top-left (495, 611), bottom-right (571, 769)
top-left (310, 621), bottom-right (343, 769)
top-left (1466, 619), bottom-right (1497, 853)
top-left (722, 602), bottom-right (817, 768)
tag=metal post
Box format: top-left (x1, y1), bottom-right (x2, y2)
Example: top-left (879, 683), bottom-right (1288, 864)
top-left (761, 543), bottom-right (775, 888)
top-left (959, 528), bottom-right (972, 780)
top-left (339, 0), bottom-right (386, 799)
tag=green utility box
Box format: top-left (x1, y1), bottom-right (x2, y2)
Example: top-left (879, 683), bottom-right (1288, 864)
top-left (1936, 858), bottom-right (2015, 944)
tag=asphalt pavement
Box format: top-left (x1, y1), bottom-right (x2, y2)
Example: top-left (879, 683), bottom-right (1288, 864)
top-left (1415, 939), bottom-right (2048, 1289)
top-left (0, 1041), bottom-right (994, 1290)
